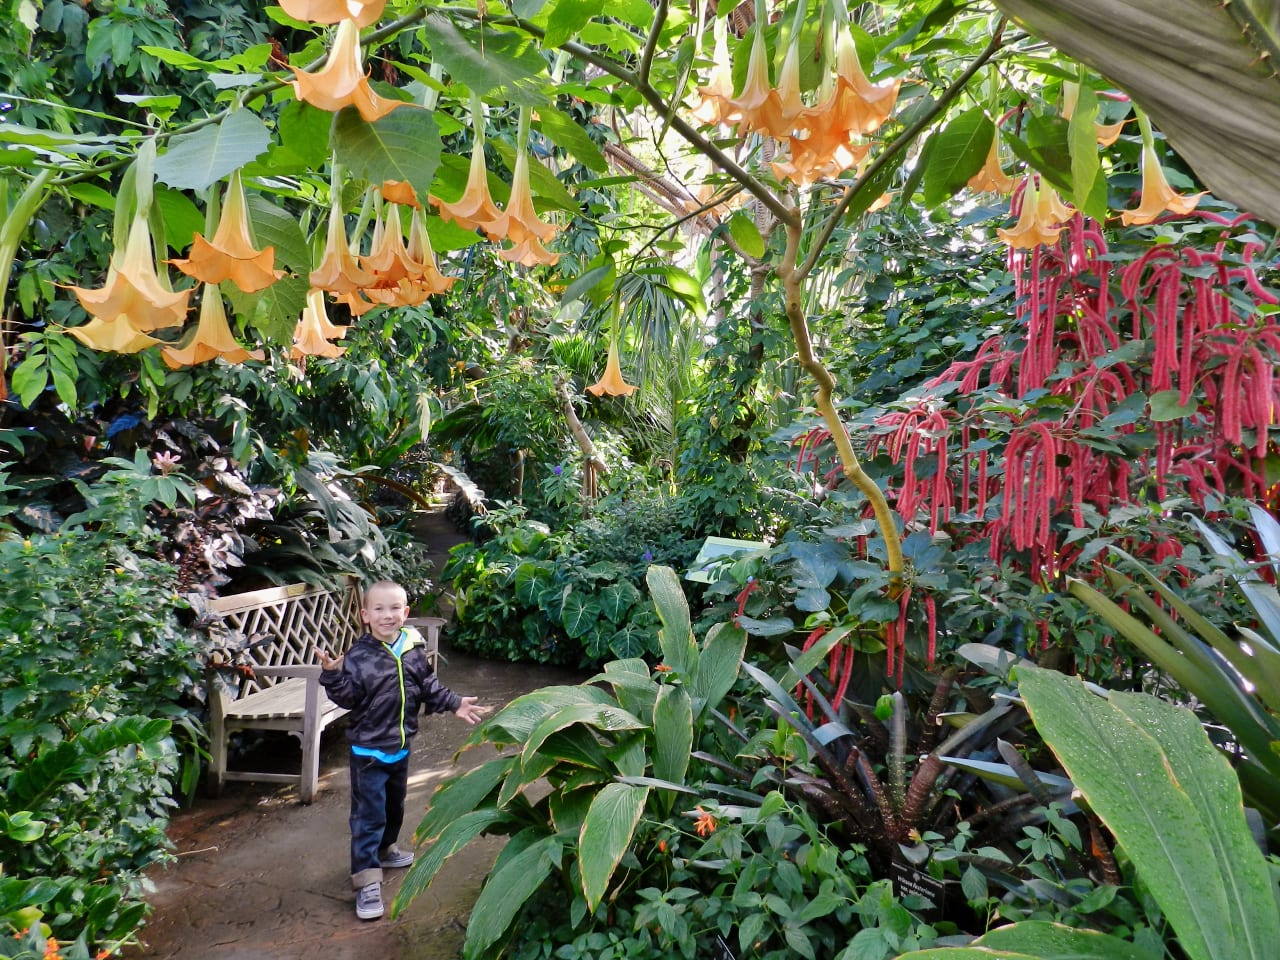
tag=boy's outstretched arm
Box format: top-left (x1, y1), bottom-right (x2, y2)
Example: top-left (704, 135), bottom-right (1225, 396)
top-left (453, 696), bottom-right (490, 725)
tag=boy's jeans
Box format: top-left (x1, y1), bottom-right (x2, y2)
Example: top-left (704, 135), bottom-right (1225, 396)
top-left (349, 752), bottom-right (409, 888)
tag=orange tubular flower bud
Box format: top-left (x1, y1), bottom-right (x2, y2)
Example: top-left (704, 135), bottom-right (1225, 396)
top-left (171, 171), bottom-right (283, 293)
top-left (727, 26), bottom-right (784, 138)
top-left (279, 0), bottom-right (387, 27)
top-left (691, 22), bottom-right (738, 126)
top-left (288, 18), bottom-right (405, 123)
top-left (161, 284), bottom-right (265, 369)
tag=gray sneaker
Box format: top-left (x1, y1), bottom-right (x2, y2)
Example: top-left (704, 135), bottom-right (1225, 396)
top-left (378, 844), bottom-right (414, 869)
top-left (355, 881), bottom-right (384, 921)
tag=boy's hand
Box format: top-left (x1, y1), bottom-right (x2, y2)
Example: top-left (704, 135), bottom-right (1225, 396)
top-left (316, 647), bottom-right (343, 671)
top-left (454, 696), bottom-right (490, 725)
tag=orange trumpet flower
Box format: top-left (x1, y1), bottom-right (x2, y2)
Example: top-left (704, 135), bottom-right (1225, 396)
top-left (489, 149), bottom-right (557, 246)
top-left (967, 137), bottom-right (1016, 195)
top-left (726, 25), bottom-right (784, 138)
top-left (380, 179), bottom-right (420, 208)
top-left (66, 317), bottom-right (160, 354)
top-left (691, 21), bottom-right (738, 126)
top-left (811, 30), bottom-right (899, 137)
top-left (170, 170), bottom-right (283, 293)
top-left (431, 137), bottom-right (504, 239)
top-left (311, 200), bottom-right (373, 294)
top-left (288, 18), bottom-right (405, 123)
top-left (997, 177), bottom-right (1072, 249)
top-left (291, 288), bottom-right (348, 359)
top-left (405, 207), bottom-right (455, 295)
top-left (161, 285), bottom-right (265, 369)
top-left (1120, 141), bottom-right (1205, 226)
top-left (586, 338), bottom-right (638, 397)
top-left (68, 211), bottom-right (191, 333)
top-left (279, 0), bottom-right (386, 27)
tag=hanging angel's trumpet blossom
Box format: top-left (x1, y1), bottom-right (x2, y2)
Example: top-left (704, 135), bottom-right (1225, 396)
top-left (279, 0), bottom-right (386, 27)
top-left (170, 171), bottom-right (283, 293)
top-left (725, 24), bottom-right (784, 138)
top-left (1062, 81), bottom-right (1131, 147)
top-left (431, 136), bottom-right (504, 238)
top-left (311, 200), bottom-right (373, 294)
top-left (288, 18), bottom-right (405, 123)
top-left (291, 288), bottom-right (348, 359)
top-left (405, 207), bottom-right (455, 295)
top-left (499, 234), bottom-right (560, 268)
top-left (380, 179), bottom-right (420, 208)
top-left (586, 339), bottom-right (638, 397)
top-left (362, 207), bottom-right (420, 285)
top-left (772, 121), bottom-right (871, 186)
top-left (67, 210), bottom-right (191, 333)
top-left (967, 136), bottom-right (1016, 195)
top-left (1120, 141), bottom-right (1205, 226)
top-left (691, 20), bottom-right (738, 126)
top-left (811, 29), bottom-right (900, 137)
top-left (997, 177), bottom-right (1072, 249)
top-left (490, 142), bottom-right (559, 266)
top-left (161, 284), bottom-right (265, 369)
top-left (66, 317), bottom-right (160, 354)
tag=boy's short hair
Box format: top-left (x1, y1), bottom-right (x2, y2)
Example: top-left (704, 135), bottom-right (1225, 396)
top-left (362, 580), bottom-right (407, 607)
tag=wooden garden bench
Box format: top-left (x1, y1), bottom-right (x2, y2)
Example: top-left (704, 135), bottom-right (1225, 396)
top-left (200, 579), bottom-right (443, 804)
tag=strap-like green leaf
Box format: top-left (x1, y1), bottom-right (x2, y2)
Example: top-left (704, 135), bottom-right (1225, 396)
top-left (578, 782), bottom-right (649, 911)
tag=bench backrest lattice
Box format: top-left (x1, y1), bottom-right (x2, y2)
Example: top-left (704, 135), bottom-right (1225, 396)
top-left (204, 581), bottom-right (363, 696)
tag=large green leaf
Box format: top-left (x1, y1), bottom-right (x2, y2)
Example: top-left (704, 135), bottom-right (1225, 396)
top-left (1017, 666), bottom-right (1280, 960)
top-left (560, 590), bottom-right (602, 638)
top-left (651, 684), bottom-right (692, 787)
top-left (578, 782), bottom-right (649, 911)
top-left (899, 920), bottom-right (1160, 958)
top-left (423, 14), bottom-right (545, 101)
top-left (598, 580), bottom-right (640, 624)
top-left (486, 685), bottom-right (616, 743)
top-left (922, 108), bottom-right (992, 207)
top-left (332, 107), bottom-right (441, 205)
top-left (463, 833), bottom-right (561, 959)
top-left (535, 105), bottom-right (608, 173)
top-left (153, 110), bottom-right (270, 192)
top-left (543, 0), bottom-right (605, 48)
top-left (414, 757), bottom-right (515, 843)
top-left (225, 274), bottom-right (308, 344)
top-left (994, 0), bottom-right (1280, 226)
top-left (521, 702), bottom-right (646, 763)
top-left (395, 808), bottom-right (508, 910)
top-left (690, 620), bottom-right (746, 719)
top-left (647, 565), bottom-right (696, 675)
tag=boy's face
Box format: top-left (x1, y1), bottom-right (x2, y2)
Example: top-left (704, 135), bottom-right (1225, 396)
top-left (362, 585), bottom-right (410, 643)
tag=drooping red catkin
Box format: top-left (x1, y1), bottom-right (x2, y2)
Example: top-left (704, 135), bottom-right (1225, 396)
top-left (925, 594), bottom-right (937, 665)
top-left (832, 642), bottom-right (855, 712)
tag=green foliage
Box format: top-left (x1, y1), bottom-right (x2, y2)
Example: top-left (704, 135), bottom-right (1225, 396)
top-left (443, 497), bottom-right (703, 666)
top-left (395, 567), bottom-right (751, 957)
top-left (0, 502), bottom-right (205, 950)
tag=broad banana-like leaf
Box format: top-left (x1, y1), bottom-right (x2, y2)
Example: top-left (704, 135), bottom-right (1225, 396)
top-left (647, 565), bottom-right (697, 676)
top-left (578, 782), bottom-right (649, 911)
top-left (994, 0), bottom-right (1280, 226)
top-left (1017, 665), bottom-right (1280, 960)
top-left (395, 808), bottom-right (507, 911)
top-left (690, 620), bottom-right (747, 719)
top-left (462, 832), bottom-right (562, 959)
top-left (899, 919), bottom-right (1161, 958)
top-left (521, 702), bottom-right (646, 764)
top-left (652, 684), bottom-right (693, 790)
top-left (414, 756), bottom-right (514, 843)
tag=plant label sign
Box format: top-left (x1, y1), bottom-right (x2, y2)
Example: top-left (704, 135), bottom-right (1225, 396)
top-left (710, 934), bottom-right (737, 960)
top-left (891, 862), bottom-right (949, 918)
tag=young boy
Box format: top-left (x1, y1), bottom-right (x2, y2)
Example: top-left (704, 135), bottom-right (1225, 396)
top-left (317, 580), bottom-right (487, 921)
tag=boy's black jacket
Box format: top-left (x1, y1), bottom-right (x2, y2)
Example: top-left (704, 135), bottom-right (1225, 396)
top-left (319, 631), bottom-right (462, 752)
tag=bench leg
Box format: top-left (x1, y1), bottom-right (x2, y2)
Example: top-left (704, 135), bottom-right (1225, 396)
top-left (208, 701), bottom-right (228, 798)
top-left (299, 677), bottom-right (322, 804)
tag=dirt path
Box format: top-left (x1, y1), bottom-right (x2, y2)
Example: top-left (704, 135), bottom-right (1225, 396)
top-left (130, 642), bottom-right (582, 960)
top-left (130, 509), bottom-right (582, 960)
